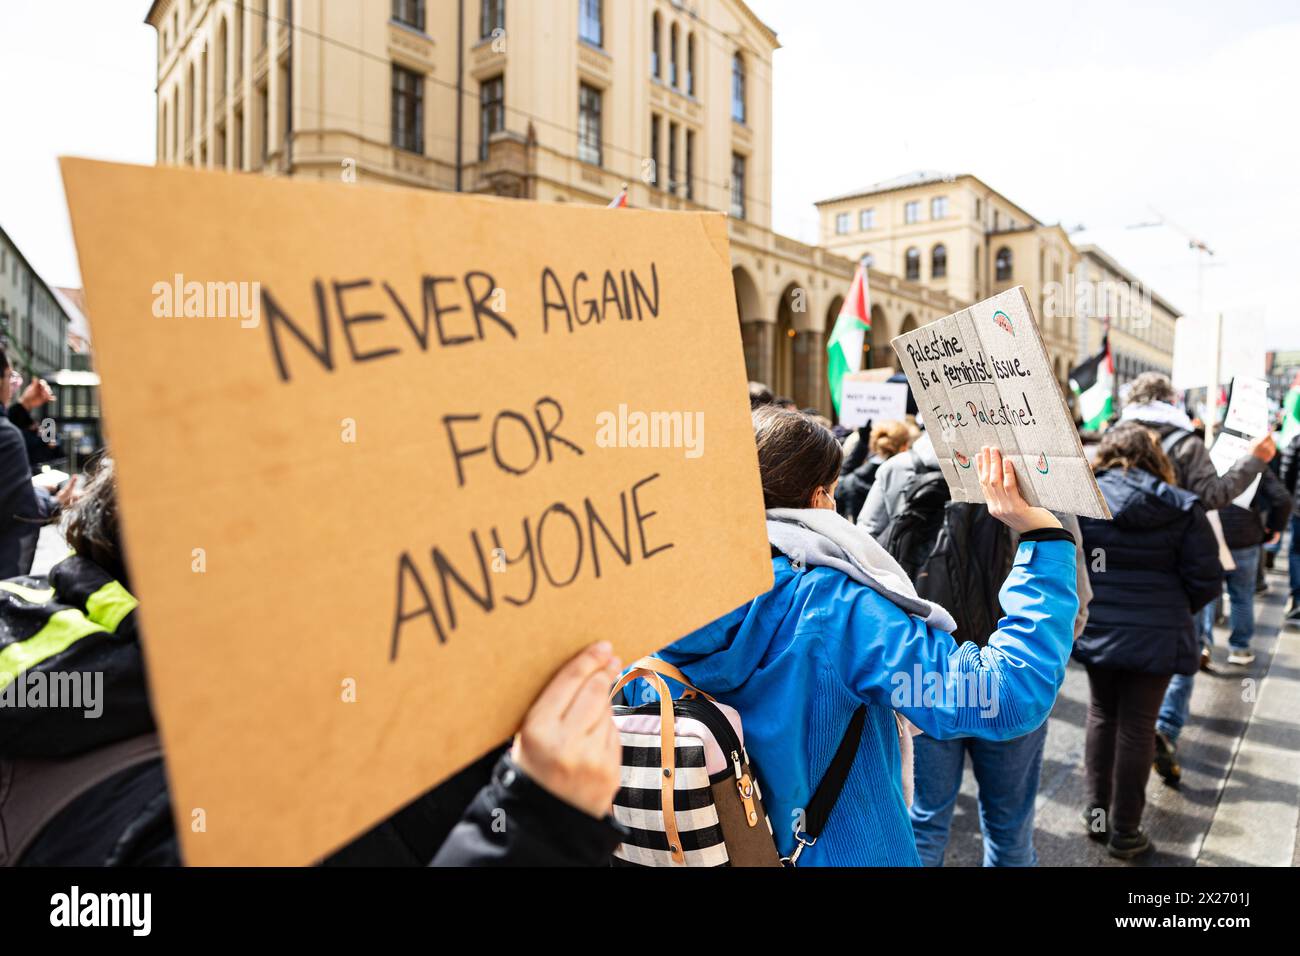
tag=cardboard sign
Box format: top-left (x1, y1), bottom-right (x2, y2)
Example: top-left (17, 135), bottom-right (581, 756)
top-left (1223, 376), bottom-right (1270, 439)
top-left (890, 287), bottom-right (1111, 520)
top-left (60, 158), bottom-right (772, 865)
top-left (839, 380), bottom-right (909, 428)
top-left (1208, 431), bottom-right (1262, 509)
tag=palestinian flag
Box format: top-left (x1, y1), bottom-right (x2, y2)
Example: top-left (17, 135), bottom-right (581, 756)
top-left (1071, 336), bottom-right (1115, 431)
top-left (1281, 370), bottom-right (1300, 446)
top-left (827, 261), bottom-right (872, 414)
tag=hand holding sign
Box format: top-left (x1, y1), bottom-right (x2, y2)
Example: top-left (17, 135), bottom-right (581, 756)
top-left (511, 641), bottom-right (623, 819)
top-left (976, 446), bottom-right (1062, 534)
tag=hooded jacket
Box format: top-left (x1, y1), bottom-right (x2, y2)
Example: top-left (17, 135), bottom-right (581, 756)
top-left (627, 532), bottom-right (1078, 866)
top-left (858, 431), bottom-right (941, 537)
top-left (1073, 468), bottom-right (1223, 676)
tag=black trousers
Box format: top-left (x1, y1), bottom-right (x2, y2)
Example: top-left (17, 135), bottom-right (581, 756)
top-left (1083, 665), bottom-right (1172, 835)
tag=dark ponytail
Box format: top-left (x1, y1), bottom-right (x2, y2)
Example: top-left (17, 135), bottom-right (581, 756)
top-left (751, 405), bottom-right (842, 509)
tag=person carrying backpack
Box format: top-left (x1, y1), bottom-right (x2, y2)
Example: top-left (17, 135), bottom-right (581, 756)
top-left (627, 407), bottom-right (1079, 866)
top-left (835, 420), bottom-right (910, 523)
top-left (871, 432), bottom-right (1089, 866)
top-left (1120, 373), bottom-right (1275, 784)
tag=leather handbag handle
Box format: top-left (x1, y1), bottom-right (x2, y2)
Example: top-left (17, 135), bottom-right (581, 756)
top-left (608, 669), bottom-right (686, 865)
top-left (623, 656), bottom-right (716, 702)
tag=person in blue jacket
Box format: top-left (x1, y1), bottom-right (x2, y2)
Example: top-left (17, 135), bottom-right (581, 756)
top-left (631, 406), bottom-right (1079, 866)
top-left (1073, 422), bottom-right (1222, 859)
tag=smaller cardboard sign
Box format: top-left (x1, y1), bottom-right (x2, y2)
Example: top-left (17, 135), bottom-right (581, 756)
top-left (890, 287), bottom-right (1111, 520)
top-left (1209, 431), bottom-right (1262, 508)
top-left (839, 381), bottom-right (909, 428)
top-left (1223, 377), bottom-right (1270, 439)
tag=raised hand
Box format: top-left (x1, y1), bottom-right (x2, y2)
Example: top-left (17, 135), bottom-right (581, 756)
top-left (977, 446), bottom-right (1062, 534)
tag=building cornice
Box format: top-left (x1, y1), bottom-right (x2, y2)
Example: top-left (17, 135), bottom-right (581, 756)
top-left (732, 0), bottom-right (780, 49)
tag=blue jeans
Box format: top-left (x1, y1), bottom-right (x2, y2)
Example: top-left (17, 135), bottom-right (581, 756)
top-left (1225, 545), bottom-right (1260, 650)
top-left (1289, 515), bottom-right (1300, 604)
top-left (909, 722), bottom-right (1048, 867)
top-left (1156, 601), bottom-right (1215, 744)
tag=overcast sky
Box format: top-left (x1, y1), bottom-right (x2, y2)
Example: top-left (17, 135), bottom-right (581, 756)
top-left (748, 0), bottom-right (1300, 348)
top-left (1, 1), bottom-right (1296, 348)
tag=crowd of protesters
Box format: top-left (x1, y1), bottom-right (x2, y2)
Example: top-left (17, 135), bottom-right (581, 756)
top-left (0, 356), bottom-right (1296, 867)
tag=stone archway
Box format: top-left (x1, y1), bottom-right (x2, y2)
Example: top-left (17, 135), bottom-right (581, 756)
top-left (867, 303), bottom-right (888, 369)
top-left (732, 266), bottom-right (769, 386)
top-left (774, 283), bottom-right (802, 401)
top-left (894, 313), bottom-right (919, 370)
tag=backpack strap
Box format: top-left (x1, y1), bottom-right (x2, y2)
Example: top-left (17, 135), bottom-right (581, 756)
top-left (607, 668), bottom-right (685, 865)
top-left (784, 705), bottom-right (866, 866)
top-left (1161, 428), bottom-right (1192, 457)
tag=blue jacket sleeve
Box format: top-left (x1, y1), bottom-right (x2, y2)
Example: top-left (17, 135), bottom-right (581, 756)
top-left (824, 538), bottom-right (1079, 741)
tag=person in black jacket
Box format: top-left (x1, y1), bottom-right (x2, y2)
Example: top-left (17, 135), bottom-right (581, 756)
top-left (2, 458), bottom-right (625, 867)
top-left (8, 376), bottom-right (61, 468)
top-left (1216, 468), bottom-right (1293, 665)
top-left (0, 351), bottom-right (70, 578)
top-left (834, 420), bottom-right (910, 522)
top-left (1074, 423), bottom-right (1223, 859)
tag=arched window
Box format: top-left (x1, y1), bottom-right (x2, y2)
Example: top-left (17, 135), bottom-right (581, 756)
top-left (687, 33), bottom-right (696, 96)
top-left (651, 12), bottom-right (661, 78)
top-left (931, 243), bottom-right (947, 279)
top-left (905, 247), bottom-right (920, 281)
top-left (670, 23), bottom-right (679, 87)
top-left (731, 52), bottom-right (746, 123)
top-left (995, 247), bottom-right (1012, 281)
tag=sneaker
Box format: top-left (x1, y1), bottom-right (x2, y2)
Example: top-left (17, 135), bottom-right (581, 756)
top-left (1199, 647), bottom-right (1213, 672)
top-left (1285, 607), bottom-right (1300, 628)
top-left (1108, 829), bottom-right (1154, 859)
top-left (1081, 807), bottom-right (1108, 842)
top-left (1153, 731), bottom-right (1181, 787)
top-left (1227, 649), bottom-right (1256, 666)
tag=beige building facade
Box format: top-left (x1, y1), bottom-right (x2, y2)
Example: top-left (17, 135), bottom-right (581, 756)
top-left (816, 172), bottom-right (1091, 388)
top-left (1071, 245), bottom-right (1179, 390)
top-left (147, 0), bottom-right (958, 415)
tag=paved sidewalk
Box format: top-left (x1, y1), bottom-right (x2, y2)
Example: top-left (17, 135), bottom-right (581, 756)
top-left (944, 560), bottom-right (1297, 866)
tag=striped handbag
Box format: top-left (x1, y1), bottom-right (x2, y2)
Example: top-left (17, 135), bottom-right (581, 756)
top-left (609, 657), bottom-right (778, 867)
top-left (608, 657), bottom-right (867, 867)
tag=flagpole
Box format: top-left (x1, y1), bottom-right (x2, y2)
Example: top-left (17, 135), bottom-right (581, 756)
top-left (1206, 311), bottom-right (1223, 444)
top-left (862, 256), bottom-right (873, 371)
top-left (1105, 317), bottom-right (1115, 427)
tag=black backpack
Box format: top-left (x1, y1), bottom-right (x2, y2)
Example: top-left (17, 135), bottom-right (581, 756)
top-left (877, 454), bottom-right (1014, 645)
